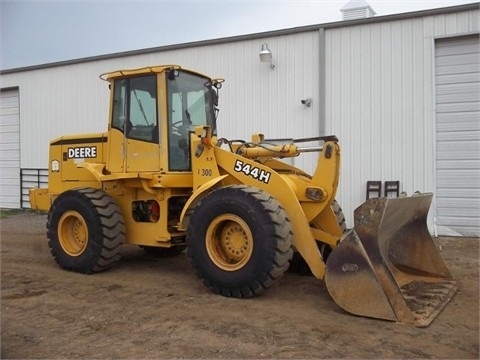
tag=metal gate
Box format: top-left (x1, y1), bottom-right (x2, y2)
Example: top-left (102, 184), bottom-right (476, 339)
top-left (20, 168), bottom-right (49, 209)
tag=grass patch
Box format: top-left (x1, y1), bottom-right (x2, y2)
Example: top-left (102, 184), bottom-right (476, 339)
top-left (0, 209), bottom-right (26, 219)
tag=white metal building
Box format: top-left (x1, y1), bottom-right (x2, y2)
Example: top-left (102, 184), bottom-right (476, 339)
top-left (1, 3), bottom-right (479, 236)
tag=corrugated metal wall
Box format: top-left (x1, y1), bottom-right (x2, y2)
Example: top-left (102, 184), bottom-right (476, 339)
top-left (324, 8), bottom-right (479, 229)
top-left (0, 31), bottom-right (320, 175)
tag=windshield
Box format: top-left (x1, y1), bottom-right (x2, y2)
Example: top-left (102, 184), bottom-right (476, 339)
top-left (167, 70), bottom-right (218, 171)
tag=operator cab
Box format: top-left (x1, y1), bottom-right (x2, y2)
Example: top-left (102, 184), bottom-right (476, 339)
top-left (103, 66), bottom-right (222, 173)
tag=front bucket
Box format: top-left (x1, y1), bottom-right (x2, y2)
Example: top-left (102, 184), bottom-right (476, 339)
top-left (325, 193), bottom-right (458, 327)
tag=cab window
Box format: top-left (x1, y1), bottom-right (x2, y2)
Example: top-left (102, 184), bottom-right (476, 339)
top-left (112, 75), bottom-right (158, 143)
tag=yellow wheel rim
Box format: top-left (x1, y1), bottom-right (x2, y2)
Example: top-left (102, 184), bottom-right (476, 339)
top-left (205, 214), bottom-right (253, 271)
top-left (58, 211), bottom-right (88, 256)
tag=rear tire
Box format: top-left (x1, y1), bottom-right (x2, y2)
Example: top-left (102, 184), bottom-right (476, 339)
top-left (47, 188), bottom-right (125, 273)
top-left (187, 185), bottom-right (293, 298)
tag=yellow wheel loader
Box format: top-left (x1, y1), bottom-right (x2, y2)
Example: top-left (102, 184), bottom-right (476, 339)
top-left (30, 65), bottom-right (457, 327)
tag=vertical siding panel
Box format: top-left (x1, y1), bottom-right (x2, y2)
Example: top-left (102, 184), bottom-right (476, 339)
top-left (350, 26), bottom-right (362, 201)
top-left (339, 27), bottom-right (352, 207)
top-left (244, 41), bottom-right (257, 138)
top-left (423, 16), bottom-right (435, 196)
top-left (327, 29), bottom-right (347, 205)
top-left (370, 22), bottom-right (383, 182)
top-left (298, 32), bottom-right (319, 173)
top-left (445, 12), bottom-right (458, 33)
top-left (402, 19), bottom-right (414, 193)
top-left (412, 18), bottom-right (427, 192)
top-left (360, 25), bottom-right (372, 184)
top-left (471, 10), bottom-right (479, 30)
top-left (326, 30), bottom-right (342, 137)
top-left (380, 22), bottom-right (393, 183)
top-left (391, 20), bottom-right (403, 183)
top-left (270, 40), bottom-right (278, 136)
top-left (455, 12), bottom-right (471, 33)
top-left (434, 14), bottom-right (447, 36)
top-left (277, 36), bottom-right (287, 135)
top-left (325, 32), bottom-right (332, 135)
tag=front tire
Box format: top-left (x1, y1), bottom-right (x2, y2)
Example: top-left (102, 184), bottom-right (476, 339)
top-left (47, 188), bottom-right (125, 273)
top-left (187, 185), bottom-right (293, 298)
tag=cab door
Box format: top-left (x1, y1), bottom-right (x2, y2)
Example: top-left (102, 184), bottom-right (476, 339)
top-left (108, 75), bottom-right (161, 173)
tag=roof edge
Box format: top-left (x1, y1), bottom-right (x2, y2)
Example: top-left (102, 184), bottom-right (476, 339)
top-left (1, 2), bottom-right (478, 75)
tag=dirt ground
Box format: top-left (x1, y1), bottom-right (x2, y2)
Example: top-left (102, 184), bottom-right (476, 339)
top-left (1, 210), bottom-right (478, 359)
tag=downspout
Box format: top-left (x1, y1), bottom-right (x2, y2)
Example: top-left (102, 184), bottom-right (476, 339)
top-left (318, 27), bottom-right (326, 136)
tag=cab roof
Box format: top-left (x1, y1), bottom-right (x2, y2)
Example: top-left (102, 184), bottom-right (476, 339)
top-left (99, 65), bottom-right (211, 82)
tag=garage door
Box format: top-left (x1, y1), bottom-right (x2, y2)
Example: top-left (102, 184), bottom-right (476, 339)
top-left (0, 88), bottom-right (21, 209)
top-left (435, 34), bottom-right (480, 236)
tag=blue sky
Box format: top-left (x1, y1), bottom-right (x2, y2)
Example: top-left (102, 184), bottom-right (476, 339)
top-left (1, 0), bottom-right (477, 70)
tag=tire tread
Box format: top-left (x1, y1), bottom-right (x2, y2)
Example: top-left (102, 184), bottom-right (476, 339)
top-left (47, 187), bottom-right (125, 274)
top-left (187, 185), bottom-right (293, 298)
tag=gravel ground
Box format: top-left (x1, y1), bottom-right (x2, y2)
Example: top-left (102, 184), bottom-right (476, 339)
top-left (1, 210), bottom-right (479, 359)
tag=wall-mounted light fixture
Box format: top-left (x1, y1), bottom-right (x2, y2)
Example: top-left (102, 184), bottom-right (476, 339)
top-left (259, 43), bottom-right (275, 69)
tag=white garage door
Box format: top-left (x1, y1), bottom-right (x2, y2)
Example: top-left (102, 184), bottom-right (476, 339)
top-left (435, 34), bottom-right (480, 236)
top-left (0, 88), bottom-right (21, 209)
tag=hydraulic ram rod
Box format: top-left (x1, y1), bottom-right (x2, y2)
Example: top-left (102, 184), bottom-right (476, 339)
top-left (236, 143), bottom-right (325, 158)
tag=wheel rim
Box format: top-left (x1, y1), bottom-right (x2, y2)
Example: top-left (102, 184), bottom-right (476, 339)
top-left (205, 214), bottom-right (253, 271)
top-left (58, 210), bottom-right (88, 256)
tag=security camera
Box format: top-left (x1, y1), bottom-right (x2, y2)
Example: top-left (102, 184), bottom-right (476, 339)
top-left (301, 98), bottom-right (312, 107)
